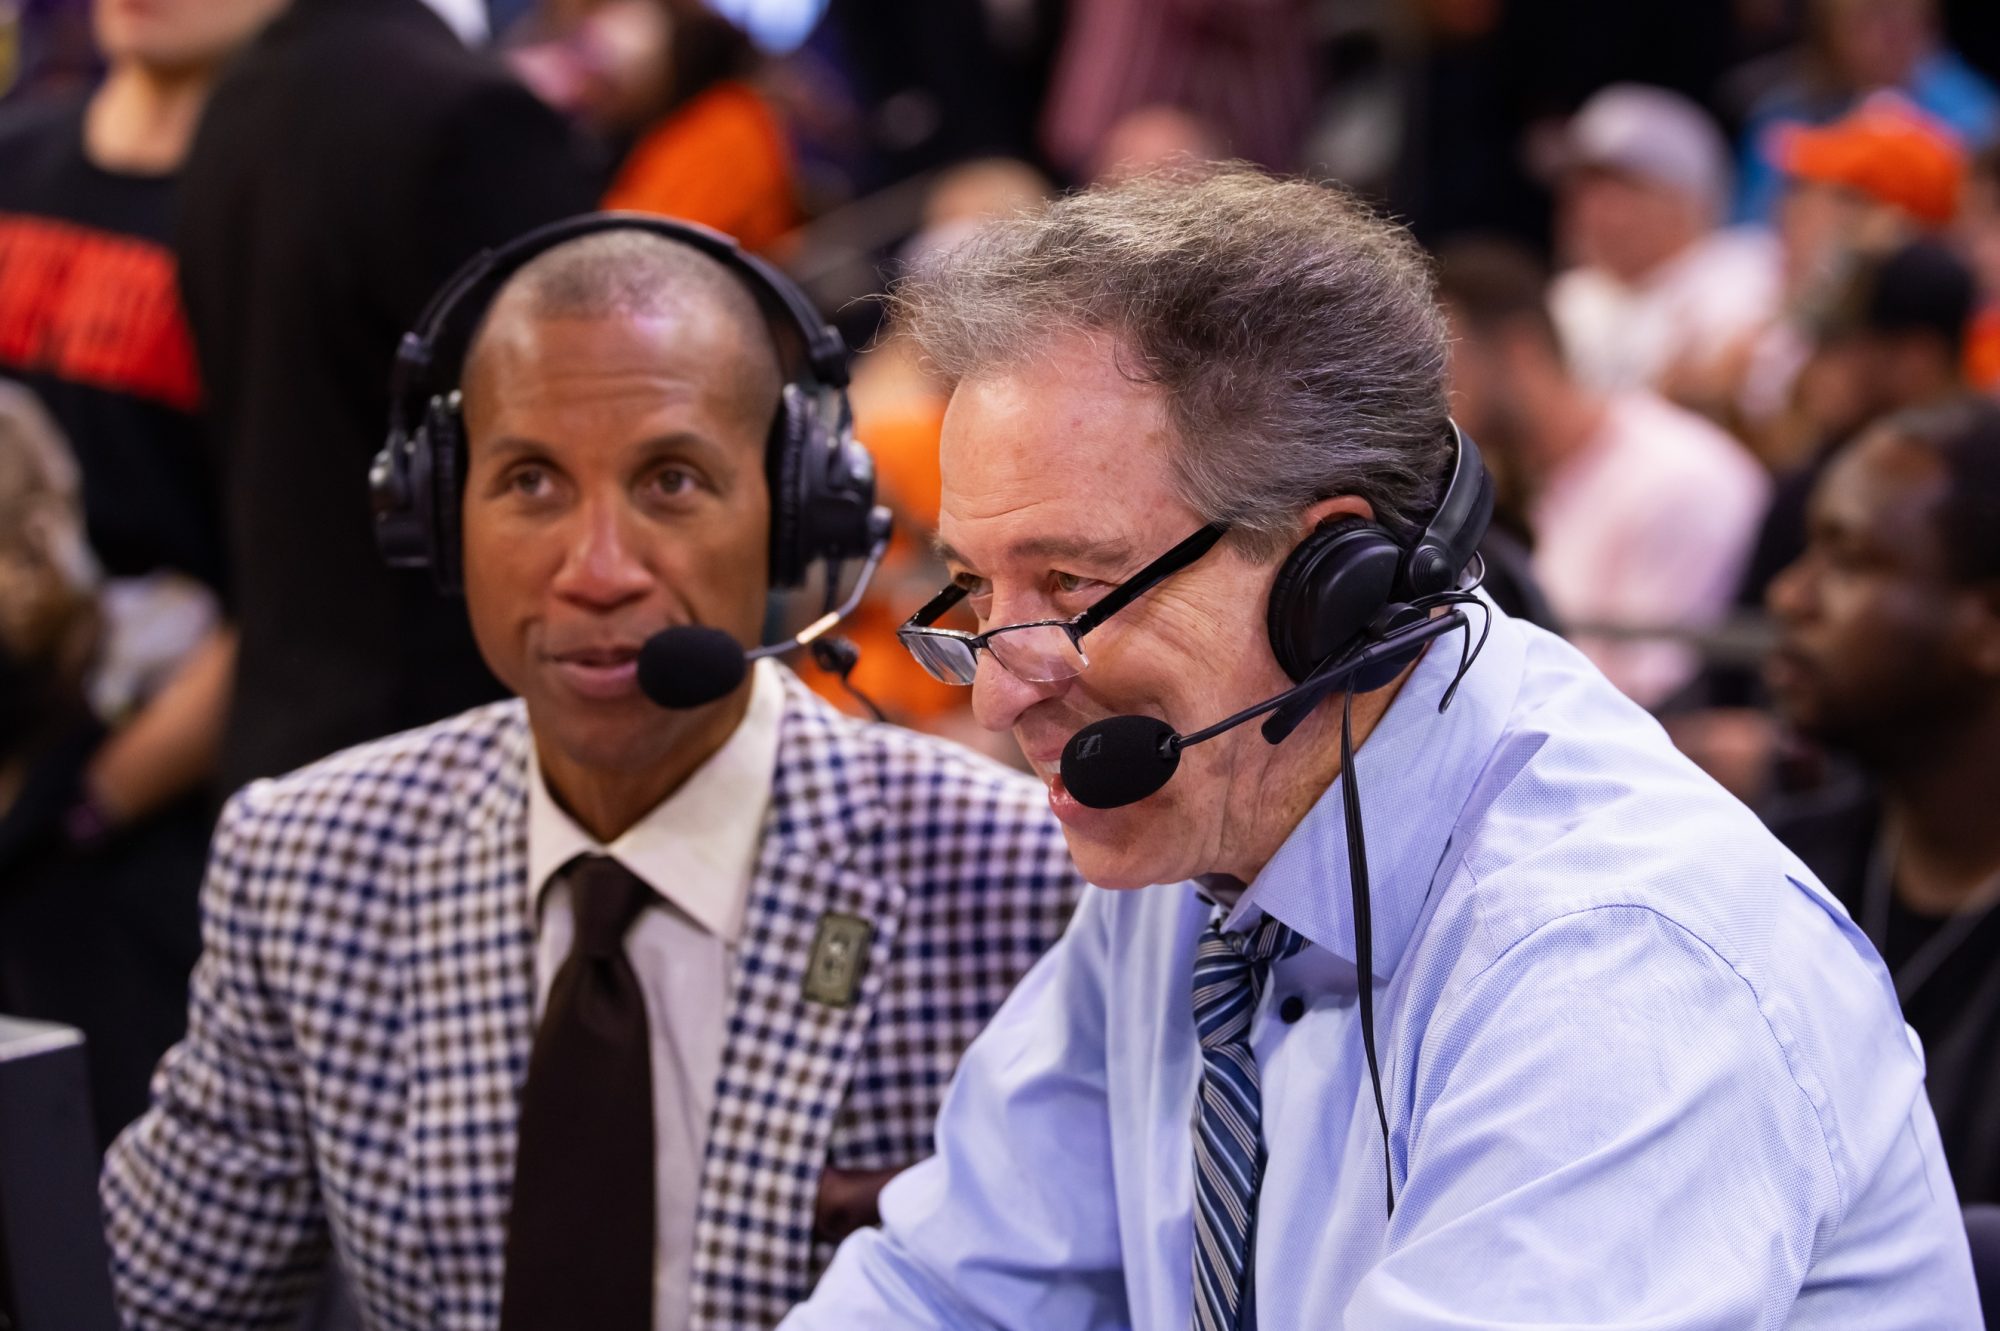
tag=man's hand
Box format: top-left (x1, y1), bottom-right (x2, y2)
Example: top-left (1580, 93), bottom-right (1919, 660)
top-left (84, 625), bottom-right (236, 828)
top-left (814, 1165), bottom-right (910, 1246)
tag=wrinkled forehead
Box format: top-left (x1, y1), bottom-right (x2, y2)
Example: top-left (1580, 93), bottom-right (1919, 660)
top-left (459, 296), bottom-right (780, 452)
top-left (933, 348), bottom-right (1195, 571)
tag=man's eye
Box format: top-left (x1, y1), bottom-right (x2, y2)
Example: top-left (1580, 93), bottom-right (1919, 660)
top-left (951, 572), bottom-right (991, 599)
top-left (509, 466), bottom-right (552, 498)
top-left (1051, 572), bottom-right (1100, 596)
top-left (651, 466), bottom-right (697, 498)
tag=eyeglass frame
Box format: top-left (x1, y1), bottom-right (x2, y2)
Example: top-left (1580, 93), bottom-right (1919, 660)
top-left (897, 523), bottom-right (1228, 683)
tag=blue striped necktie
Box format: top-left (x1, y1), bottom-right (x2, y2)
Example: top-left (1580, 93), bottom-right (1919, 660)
top-left (1191, 912), bottom-right (1309, 1331)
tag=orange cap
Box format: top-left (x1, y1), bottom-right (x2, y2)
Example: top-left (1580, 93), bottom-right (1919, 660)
top-left (1772, 92), bottom-right (1967, 227)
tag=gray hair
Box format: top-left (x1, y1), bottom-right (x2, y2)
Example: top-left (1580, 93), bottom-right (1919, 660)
top-left (889, 165), bottom-right (1453, 556)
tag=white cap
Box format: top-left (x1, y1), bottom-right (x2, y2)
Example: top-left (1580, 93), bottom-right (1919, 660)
top-left (1563, 83), bottom-right (1731, 215)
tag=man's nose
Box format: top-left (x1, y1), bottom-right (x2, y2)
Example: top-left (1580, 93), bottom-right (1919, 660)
top-left (1765, 554), bottom-right (1814, 625)
top-left (551, 499), bottom-right (653, 610)
top-left (969, 650), bottom-right (1068, 733)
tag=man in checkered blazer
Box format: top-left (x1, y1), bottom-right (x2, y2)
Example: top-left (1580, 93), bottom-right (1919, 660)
top-left (100, 224), bottom-right (1082, 1330)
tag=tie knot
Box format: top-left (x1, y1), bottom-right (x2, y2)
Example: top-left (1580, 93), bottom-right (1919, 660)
top-left (1202, 913), bottom-right (1308, 970)
top-left (565, 855), bottom-right (653, 959)
top-left (1191, 913), bottom-right (1310, 1054)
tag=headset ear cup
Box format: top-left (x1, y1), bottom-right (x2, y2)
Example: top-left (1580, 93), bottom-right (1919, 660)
top-left (1266, 517), bottom-right (1403, 682)
top-left (767, 383), bottom-right (812, 589)
top-left (369, 425), bottom-right (422, 566)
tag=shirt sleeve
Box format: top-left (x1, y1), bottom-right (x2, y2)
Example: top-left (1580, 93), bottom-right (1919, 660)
top-left (1346, 903), bottom-right (1842, 1329)
top-left (100, 786), bottom-right (330, 1328)
top-left (782, 888), bottom-right (1129, 1331)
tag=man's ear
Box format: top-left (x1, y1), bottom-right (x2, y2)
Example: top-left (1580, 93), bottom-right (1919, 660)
top-left (1296, 494), bottom-right (1375, 543)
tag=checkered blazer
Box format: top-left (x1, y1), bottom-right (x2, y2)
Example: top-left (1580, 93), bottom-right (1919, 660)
top-left (103, 668), bottom-right (1081, 1330)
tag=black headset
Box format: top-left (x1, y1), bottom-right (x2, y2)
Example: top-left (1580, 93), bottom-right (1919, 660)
top-left (369, 212), bottom-right (888, 595)
top-left (1265, 420), bottom-right (1495, 691)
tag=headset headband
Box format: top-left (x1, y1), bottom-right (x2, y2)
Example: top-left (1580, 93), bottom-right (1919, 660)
top-left (1404, 421), bottom-right (1494, 600)
top-left (387, 212), bottom-right (848, 440)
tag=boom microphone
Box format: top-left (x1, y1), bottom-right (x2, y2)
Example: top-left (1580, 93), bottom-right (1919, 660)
top-left (1060, 715), bottom-right (1181, 810)
top-left (1058, 610), bottom-right (1468, 809)
top-left (635, 531), bottom-right (892, 710)
top-left (638, 626), bottom-right (751, 708)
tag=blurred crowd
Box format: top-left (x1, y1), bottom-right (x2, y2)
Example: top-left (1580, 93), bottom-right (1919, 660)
top-left (1, 0), bottom-right (1998, 1208)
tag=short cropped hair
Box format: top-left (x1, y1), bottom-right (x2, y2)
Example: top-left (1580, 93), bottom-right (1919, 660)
top-left (889, 166), bottom-right (1453, 555)
top-left (466, 229), bottom-right (783, 431)
top-left (1878, 396), bottom-right (2000, 583)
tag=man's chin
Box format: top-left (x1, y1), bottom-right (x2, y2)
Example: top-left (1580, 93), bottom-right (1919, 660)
top-left (1059, 819), bottom-right (1183, 891)
top-left (529, 704), bottom-right (689, 778)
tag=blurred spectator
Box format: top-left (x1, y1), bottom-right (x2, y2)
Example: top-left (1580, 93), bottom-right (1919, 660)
top-left (514, 0), bottom-right (798, 250)
top-left (0, 0), bottom-right (277, 1142)
top-left (1778, 90), bottom-right (1968, 235)
top-left (599, 0), bottom-right (796, 249)
top-left (812, 0), bottom-right (1062, 192)
top-left (1737, 238), bottom-right (1976, 608)
top-left (0, 386), bottom-right (211, 1148)
top-left (0, 0), bottom-right (99, 101)
top-left (817, 156), bottom-right (1052, 759)
top-left (1088, 103), bottom-right (1223, 184)
top-left (1762, 396), bottom-right (2000, 1203)
top-left (1959, 143), bottom-right (2000, 389)
top-left (1383, 0), bottom-right (1744, 252)
top-left (1040, 0), bottom-right (1314, 179)
top-left (1730, 93), bottom-right (1969, 459)
top-left (1441, 239), bottom-right (1769, 707)
top-left (177, 0), bottom-right (597, 791)
top-left (1383, 0), bottom-right (1549, 251)
top-left (1734, 0), bottom-right (1999, 222)
top-left (1548, 84), bottom-right (1784, 403)
top-left (508, 0), bottom-right (666, 148)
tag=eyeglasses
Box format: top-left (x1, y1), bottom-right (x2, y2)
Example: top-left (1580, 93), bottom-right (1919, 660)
top-left (898, 524), bottom-right (1227, 685)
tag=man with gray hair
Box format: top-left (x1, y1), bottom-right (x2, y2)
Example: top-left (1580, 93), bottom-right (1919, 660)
top-left (782, 168), bottom-right (1980, 1328)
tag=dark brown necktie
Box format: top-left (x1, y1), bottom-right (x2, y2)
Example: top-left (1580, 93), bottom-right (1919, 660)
top-left (500, 854), bottom-right (656, 1330)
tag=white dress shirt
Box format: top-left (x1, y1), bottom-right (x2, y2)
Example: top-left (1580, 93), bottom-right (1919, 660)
top-left (526, 659), bottom-right (786, 1331)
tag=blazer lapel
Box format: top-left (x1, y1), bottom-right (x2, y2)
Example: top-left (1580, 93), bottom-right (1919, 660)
top-left (402, 709), bottom-right (537, 1331)
top-left (690, 677), bottom-right (910, 1331)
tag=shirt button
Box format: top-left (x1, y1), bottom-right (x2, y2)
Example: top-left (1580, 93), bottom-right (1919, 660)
top-left (1279, 995), bottom-right (1306, 1024)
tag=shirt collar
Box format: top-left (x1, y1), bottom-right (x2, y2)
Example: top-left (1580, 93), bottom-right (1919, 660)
top-left (526, 658), bottom-right (787, 944)
top-left (1221, 601), bottom-right (1527, 981)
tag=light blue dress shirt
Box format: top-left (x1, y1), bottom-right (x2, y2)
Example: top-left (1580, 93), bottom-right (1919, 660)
top-left (783, 608), bottom-right (1983, 1330)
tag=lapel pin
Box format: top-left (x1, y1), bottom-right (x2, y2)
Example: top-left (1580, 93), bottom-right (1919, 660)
top-left (803, 911), bottom-right (873, 1008)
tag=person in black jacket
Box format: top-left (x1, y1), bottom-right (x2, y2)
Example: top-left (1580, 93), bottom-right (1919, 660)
top-left (176, 0), bottom-right (598, 789)
top-left (1763, 395), bottom-right (2000, 1205)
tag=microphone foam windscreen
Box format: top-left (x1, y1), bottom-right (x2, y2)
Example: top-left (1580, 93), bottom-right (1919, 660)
top-left (637, 626), bottom-right (748, 709)
top-left (1060, 714), bottom-right (1180, 809)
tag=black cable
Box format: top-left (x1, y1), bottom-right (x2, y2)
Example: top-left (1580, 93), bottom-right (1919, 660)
top-left (809, 636), bottom-right (887, 723)
top-left (1419, 591), bottom-right (1492, 714)
top-left (1343, 687), bottom-right (1396, 1218)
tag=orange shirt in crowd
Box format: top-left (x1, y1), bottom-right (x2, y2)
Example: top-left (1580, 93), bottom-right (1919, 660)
top-left (1968, 307), bottom-right (2000, 392)
top-left (801, 403), bottom-right (967, 726)
top-left (603, 81), bottom-right (796, 252)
